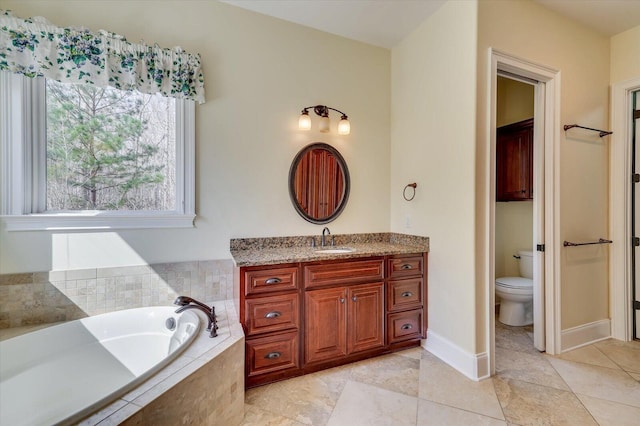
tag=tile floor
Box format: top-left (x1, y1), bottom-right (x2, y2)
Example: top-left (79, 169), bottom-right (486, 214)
top-left (240, 321), bottom-right (640, 425)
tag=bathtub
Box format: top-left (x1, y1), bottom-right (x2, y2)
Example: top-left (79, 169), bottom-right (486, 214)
top-left (0, 306), bottom-right (200, 426)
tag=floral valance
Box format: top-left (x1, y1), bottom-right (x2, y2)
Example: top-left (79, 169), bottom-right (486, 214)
top-left (0, 10), bottom-right (205, 103)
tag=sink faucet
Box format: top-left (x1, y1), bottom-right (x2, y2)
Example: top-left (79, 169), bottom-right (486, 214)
top-left (321, 227), bottom-right (331, 247)
top-left (174, 296), bottom-right (218, 337)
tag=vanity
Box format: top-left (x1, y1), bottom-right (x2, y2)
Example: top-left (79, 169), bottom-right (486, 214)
top-left (230, 142), bottom-right (428, 388)
top-left (231, 234), bottom-right (429, 388)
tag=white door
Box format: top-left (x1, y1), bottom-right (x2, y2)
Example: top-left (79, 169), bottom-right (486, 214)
top-left (532, 82), bottom-right (545, 351)
top-left (634, 90), bottom-right (640, 340)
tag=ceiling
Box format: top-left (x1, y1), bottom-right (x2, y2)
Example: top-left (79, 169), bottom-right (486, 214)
top-left (221, 0), bottom-right (640, 49)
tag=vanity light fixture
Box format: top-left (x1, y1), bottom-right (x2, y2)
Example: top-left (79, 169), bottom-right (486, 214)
top-left (298, 105), bottom-right (350, 135)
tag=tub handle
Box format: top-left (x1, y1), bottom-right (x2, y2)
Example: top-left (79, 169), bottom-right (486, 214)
top-left (401, 323), bottom-right (413, 330)
top-left (265, 351), bottom-right (281, 359)
top-left (265, 277), bottom-right (282, 285)
top-left (401, 291), bottom-right (413, 298)
top-left (264, 311), bottom-right (281, 319)
top-left (401, 264), bottom-right (413, 270)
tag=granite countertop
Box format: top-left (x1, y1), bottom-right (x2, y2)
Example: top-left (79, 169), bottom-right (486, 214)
top-left (230, 232), bottom-right (429, 267)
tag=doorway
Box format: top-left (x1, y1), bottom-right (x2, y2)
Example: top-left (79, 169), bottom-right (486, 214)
top-left (494, 75), bottom-right (539, 351)
top-left (487, 49), bottom-right (561, 376)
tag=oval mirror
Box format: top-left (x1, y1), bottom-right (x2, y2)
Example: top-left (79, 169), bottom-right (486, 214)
top-left (288, 143), bottom-right (350, 224)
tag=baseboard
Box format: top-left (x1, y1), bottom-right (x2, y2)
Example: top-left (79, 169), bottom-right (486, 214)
top-left (561, 319), bottom-right (611, 352)
top-left (422, 330), bottom-right (490, 381)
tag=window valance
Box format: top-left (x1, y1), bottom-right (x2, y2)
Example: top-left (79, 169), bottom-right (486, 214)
top-left (0, 10), bottom-right (205, 103)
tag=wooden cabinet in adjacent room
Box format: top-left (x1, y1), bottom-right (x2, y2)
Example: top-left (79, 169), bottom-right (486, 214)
top-left (496, 118), bottom-right (534, 201)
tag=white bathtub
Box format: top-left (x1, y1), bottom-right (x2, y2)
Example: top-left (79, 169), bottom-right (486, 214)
top-left (0, 306), bottom-right (200, 426)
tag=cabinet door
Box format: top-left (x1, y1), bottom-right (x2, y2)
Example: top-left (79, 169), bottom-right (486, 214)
top-left (496, 119), bottom-right (533, 201)
top-left (347, 282), bottom-right (385, 354)
top-left (305, 287), bottom-right (347, 364)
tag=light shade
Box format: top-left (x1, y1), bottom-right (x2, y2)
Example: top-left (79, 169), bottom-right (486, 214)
top-left (298, 105), bottom-right (350, 135)
top-left (319, 115), bottom-right (330, 133)
top-left (298, 111), bottom-right (311, 130)
top-left (337, 117), bottom-right (350, 135)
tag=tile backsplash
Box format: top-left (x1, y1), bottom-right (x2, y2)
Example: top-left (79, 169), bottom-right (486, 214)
top-left (0, 259), bottom-right (234, 329)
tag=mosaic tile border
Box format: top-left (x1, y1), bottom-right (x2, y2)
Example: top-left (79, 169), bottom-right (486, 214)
top-left (0, 259), bottom-right (234, 329)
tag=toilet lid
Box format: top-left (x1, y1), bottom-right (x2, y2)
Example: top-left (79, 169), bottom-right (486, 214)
top-left (496, 277), bottom-right (533, 289)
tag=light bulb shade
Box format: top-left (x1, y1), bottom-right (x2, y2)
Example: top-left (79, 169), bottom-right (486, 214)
top-left (319, 115), bottom-right (330, 133)
top-left (298, 112), bottom-right (311, 130)
top-left (338, 117), bottom-right (350, 135)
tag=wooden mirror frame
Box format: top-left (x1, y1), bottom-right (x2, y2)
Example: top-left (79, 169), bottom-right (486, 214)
top-left (288, 143), bottom-right (350, 224)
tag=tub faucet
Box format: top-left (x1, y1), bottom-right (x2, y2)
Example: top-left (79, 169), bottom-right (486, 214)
top-left (321, 227), bottom-right (331, 247)
top-left (174, 296), bottom-right (218, 337)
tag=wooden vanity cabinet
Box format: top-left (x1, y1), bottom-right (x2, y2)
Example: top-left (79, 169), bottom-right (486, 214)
top-left (239, 252), bottom-right (427, 388)
top-left (386, 253), bottom-right (427, 347)
top-left (496, 118), bottom-right (534, 201)
top-left (240, 263), bottom-right (302, 388)
top-left (305, 281), bottom-right (384, 365)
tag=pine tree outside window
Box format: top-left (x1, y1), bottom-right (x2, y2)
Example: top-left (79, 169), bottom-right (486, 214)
top-left (45, 80), bottom-right (176, 212)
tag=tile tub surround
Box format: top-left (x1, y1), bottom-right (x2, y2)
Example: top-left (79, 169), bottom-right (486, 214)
top-left (230, 232), bottom-right (429, 266)
top-left (0, 259), bottom-right (234, 329)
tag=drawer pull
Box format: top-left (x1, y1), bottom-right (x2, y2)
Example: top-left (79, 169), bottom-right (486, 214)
top-left (340, 298), bottom-right (345, 303)
top-left (400, 264), bottom-right (413, 270)
top-left (265, 277), bottom-right (282, 285)
top-left (264, 311), bottom-right (282, 319)
top-left (400, 323), bottom-right (413, 330)
top-left (264, 351), bottom-right (281, 359)
top-left (352, 296), bottom-right (357, 302)
top-left (401, 291), bottom-right (413, 298)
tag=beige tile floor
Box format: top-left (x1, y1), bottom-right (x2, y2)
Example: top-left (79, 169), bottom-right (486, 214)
top-left (240, 321), bottom-right (640, 425)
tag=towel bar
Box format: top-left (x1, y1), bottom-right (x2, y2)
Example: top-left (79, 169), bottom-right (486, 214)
top-left (563, 238), bottom-right (612, 247)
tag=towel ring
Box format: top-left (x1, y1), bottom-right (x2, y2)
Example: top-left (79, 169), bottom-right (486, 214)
top-left (403, 183), bottom-right (417, 201)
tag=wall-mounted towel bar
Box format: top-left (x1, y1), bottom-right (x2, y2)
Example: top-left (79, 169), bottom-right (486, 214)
top-left (563, 238), bottom-right (612, 247)
top-left (563, 124), bottom-right (612, 138)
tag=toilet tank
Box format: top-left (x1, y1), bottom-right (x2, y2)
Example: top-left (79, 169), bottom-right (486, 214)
top-left (517, 250), bottom-right (534, 279)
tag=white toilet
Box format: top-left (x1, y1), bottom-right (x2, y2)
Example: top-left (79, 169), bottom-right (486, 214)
top-left (496, 250), bottom-right (533, 326)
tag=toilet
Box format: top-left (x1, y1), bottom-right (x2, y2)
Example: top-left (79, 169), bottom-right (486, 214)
top-left (496, 250), bottom-right (533, 326)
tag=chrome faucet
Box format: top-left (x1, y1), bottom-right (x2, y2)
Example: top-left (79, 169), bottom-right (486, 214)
top-left (174, 296), bottom-right (218, 337)
top-left (321, 227), bottom-right (331, 247)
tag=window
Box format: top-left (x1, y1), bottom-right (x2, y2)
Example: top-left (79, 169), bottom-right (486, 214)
top-left (0, 72), bottom-right (195, 231)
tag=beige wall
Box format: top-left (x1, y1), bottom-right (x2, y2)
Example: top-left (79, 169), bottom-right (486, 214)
top-left (0, 1), bottom-right (391, 273)
top-left (391, 0), bottom-right (478, 354)
top-left (611, 25), bottom-right (640, 84)
top-left (477, 0), bottom-right (610, 340)
top-left (495, 77), bottom-right (534, 278)
top-left (496, 76), bottom-right (534, 127)
top-left (495, 201), bottom-right (534, 278)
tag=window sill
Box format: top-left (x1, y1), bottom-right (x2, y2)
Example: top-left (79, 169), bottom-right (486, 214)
top-left (1, 213), bottom-right (196, 231)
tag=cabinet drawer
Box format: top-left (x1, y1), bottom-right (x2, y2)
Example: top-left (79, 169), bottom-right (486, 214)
top-left (387, 278), bottom-right (423, 312)
top-left (387, 309), bottom-right (423, 343)
top-left (304, 259), bottom-right (384, 289)
top-left (244, 293), bottom-right (299, 336)
top-left (387, 255), bottom-right (423, 279)
top-left (244, 265), bottom-right (298, 295)
top-left (246, 331), bottom-right (299, 377)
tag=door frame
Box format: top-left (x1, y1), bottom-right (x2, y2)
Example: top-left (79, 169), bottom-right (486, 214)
top-left (486, 49), bottom-right (561, 375)
top-left (610, 77), bottom-right (640, 341)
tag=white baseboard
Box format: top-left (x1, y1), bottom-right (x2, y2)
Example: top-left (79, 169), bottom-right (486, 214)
top-left (423, 330), bottom-right (490, 381)
top-left (561, 319), bottom-right (611, 352)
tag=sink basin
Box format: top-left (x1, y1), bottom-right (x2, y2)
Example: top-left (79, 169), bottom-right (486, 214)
top-left (314, 247), bottom-right (354, 254)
